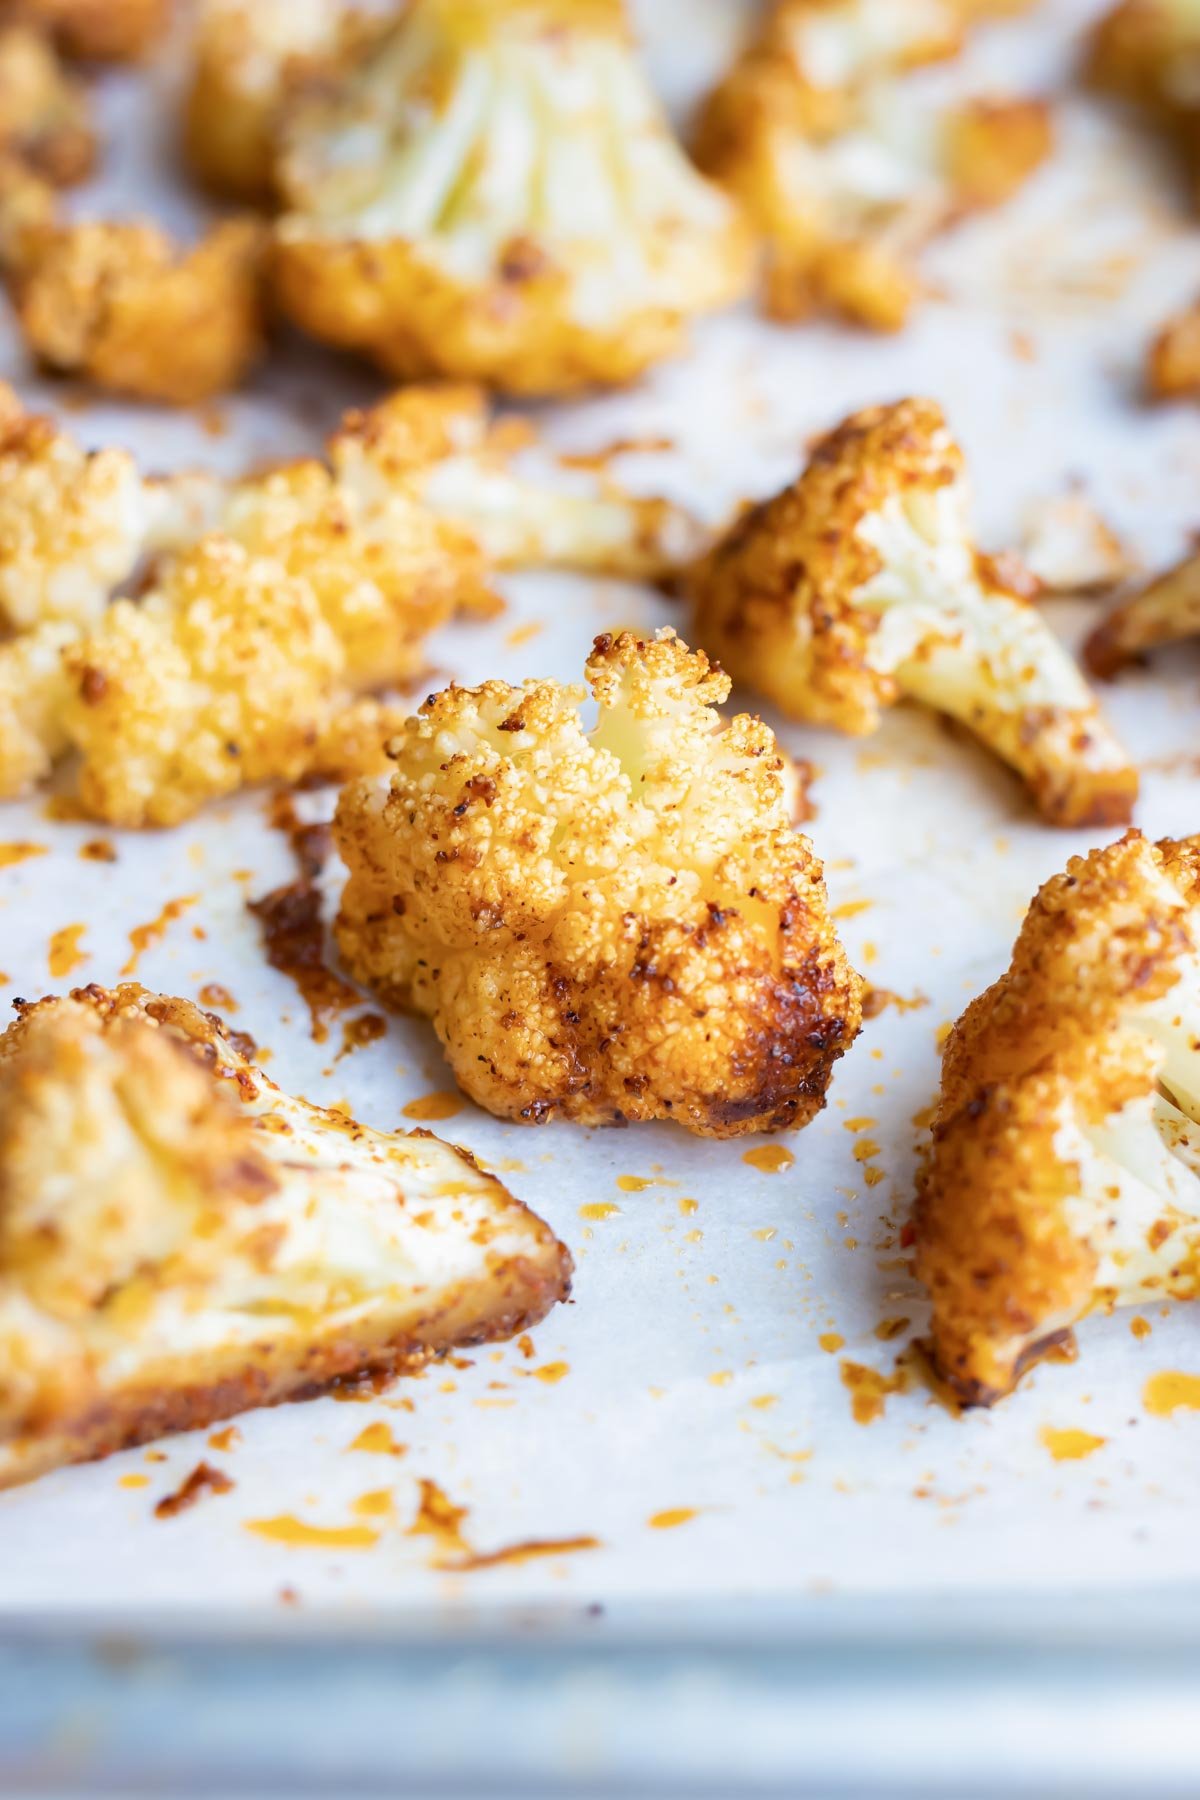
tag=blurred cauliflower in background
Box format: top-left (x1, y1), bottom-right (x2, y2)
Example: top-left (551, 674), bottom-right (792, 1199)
top-left (917, 831), bottom-right (1200, 1404)
top-left (0, 22), bottom-right (92, 184)
top-left (0, 0), bottom-right (168, 62)
top-left (1086, 547), bottom-right (1200, 677)
top-left (1086, 0), bottom-right (1200, 205)
top-left (690, 398), bottom-right (1136, 827)
top-left (335, 628), bottom-right (861, 1137)
top-left (271, 0), bottom-right (753, 392)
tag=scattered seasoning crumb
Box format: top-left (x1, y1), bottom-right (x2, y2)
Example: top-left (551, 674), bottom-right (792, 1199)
top-left (524, 1362), bottom-right (569, 1384)
top-left (121, 895), bottom-right (199, 976)
top-left (155, 1461), bottom-right (233, 1519)
top-left (402, 1091), bottom-right (462, 1122)
top-left (79, 839), bottom-right (117, 863)
top-left (852, 1140), bottom-right (881, 1162)
top-left (742, 1146), bottom-right (794, 1174)
top-left (863, 987), bottom-right (929, 1020)
top-left (198, 983), bottom-right (237, 1014)
top-left (648, 1508), bottom-right (698, 1530)
top-left (1131, 1316), bottom-right (1152, 1341)
top-left (818, 1332), bottom-right (844, 1355)
top-left (516, 1334), bottom-right (535, 1359)
top-left (0, 842), bottom-right (47, 868)
top-left (246, 1515), bottom-right (379, 1550)
top-left (579, 1201), bottom-right (621, 1221)
top-left (864, 1167), bottom-right (886, 1188)
top-left (208, 1425), bottom-right (241, 1453)
top-left (840, 1359), bottom-right (910, 1424)
top-left (337, 1013), bottom-right (387, 1060)
top-left (349, 1422), bottom-right (406, 1456)
top-left (1144, 1371), bottom-right (1200, 1416)
top-left (48, 924), bottom-right (88, 977)
top-left (1039, 1426), bottom-right (1106, 1462)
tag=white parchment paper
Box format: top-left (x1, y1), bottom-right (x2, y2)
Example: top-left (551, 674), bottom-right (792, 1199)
top-left (1, 0), bottom-right (1199, 1618)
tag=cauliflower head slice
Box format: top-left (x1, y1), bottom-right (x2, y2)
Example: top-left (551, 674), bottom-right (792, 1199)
top-left (334, 628), bottom-right (859, 1138)
top-left (1085, 548), bottom-right (1200, 678)
top-left (691, 399), bottom-right (1136, 827)
top-left (6, 214), bottom-right (266, 405)
top-left (3, 0), bottom-right (168, 62)
top-left (0, 21), bottom-right (92, 184)
top-left (0, 983), bottom-right (571, 1487)
top-left (696, 33), bottom-right (1052, 332)
top-left (916, 831), bottom-right (1200, 1404)
top-left (271, 0), bottom-right (752, 394)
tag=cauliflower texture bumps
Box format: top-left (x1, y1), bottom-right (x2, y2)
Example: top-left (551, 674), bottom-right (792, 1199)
top-left (0, 984), bottom-right (571, 1484)
top-left (691, 399), bottom-right (1136, 826)
top-left (917, 832), bottom-right (1200, 1404)
top-left (335, 630), bottom-right (862, 1137)
top-left (272, 0), bottom-right (752, 393)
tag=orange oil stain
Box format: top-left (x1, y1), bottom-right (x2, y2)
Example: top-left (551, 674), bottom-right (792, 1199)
top-left (121, 895), bottom-right (199, 976)
top-left (678, 1198), bottom-right (699, 1217)
top-left (708, 1370), bottom-right (733, 1387)
top-left (752, 1227), bottom-right (777, 1242)
top-left (843, 1117), bottom-right (876, 1133)
top-left (407, 1478), bottom-right (472, 1560)
top-left (579, 1201), bottom-right (621, 1221)
top-left (616, 1174), bottom-right (656, 1192)
top-left (818, 1332), bottom-right (845, 1354)
top-left (648, 1508), bottom-right (698, 1530)
top-left (1144, 1371), bottom-right (1200, 1416)
top-left (1039, 1426), bottom-right (1106, 1462)
top-left (840, 1359), bottom-right (910, 1424)
top-left (351, 1489), bottom-right (395, 1518)
top-left (48, 924), bottom-right (87, 977)
top-left (245, 1515), bottom-right (380, 1550)
top-left (0, 841), bottom-right (46, 868)
top-left (852, 1140), bottom-right (881, 1162)
top-left (525, 1362), bottom-right (569, 1384)
top-left (742, 1146), bottom-right (794, 1175)
top-left (504, 621), bottom-right (545, 649)
top-left (119, 1473), bottom-right (149, 1489)
top-left (208, 1426), bottom-right (240, 1452)
top-left (349, 1423), bottom-right (405, 1456)
top-left (402, 1091), bottom-right (462, 1122)
top-left (446, 1536), bottom-right (600, 1571)
top-left (198, 983), bottom-right (237, 1014)
top-left (832, 899), bottom-right (874, 920)
top-left (1130, 1316), bottom-right (1152, 1341)
top-left (749, 1395), bottom-right (778, 1410)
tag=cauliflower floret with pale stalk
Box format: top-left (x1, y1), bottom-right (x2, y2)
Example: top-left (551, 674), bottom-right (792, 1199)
top-left (0, 23), bottom-right (92, 183)
top-left (1086, 0), bottom-right (1200, 204)
top-left (916, 831), bottom-right (1200, 1404)
top-left (335, 629), bottom-right (860, 1137)
top-left (3, 211), bottom-right (267, 405)
top-left (271, 0), bottom-right (752, 394)
top-left (0, 983), bottom-right (570, 1487)
top-left (696, 23), bottom-right (1052, 331)
top-left (184, 0), bottom-right (368, 202)
top-left (0, 0), bottom-right (168, 62)
top-left (691, 400), bottom-right (1136, 826)
top-left (1085, 548), bottom-right (1200, 678)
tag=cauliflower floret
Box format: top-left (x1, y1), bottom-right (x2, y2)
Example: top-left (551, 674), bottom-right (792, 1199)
top-left (0, 617), bottom-right (74, 792)
top-left (271, 0), bottom-right (752, 394)
top-left (4, 212), bottom-right (266, 405)
top-left (1086, 0), bottom-right (1200, 203)
top-left (334, 628), bottom-right (859, 1137)
top-left (0, 22), bottom-right (92, 184)
top-left (0, 983), bottom-right (570, 1486)
top-left (1085, 548), bottom-right (1200, 678)
top-left (0, 0), bottom-right (168, 62)
top-left (183, 0), bottom-right (368, 202)
top-left (696, 3), bottom-right (1051, 329)
top-left (690, 399), bottom-right (1136, 826)
top-left (916, 831), bottom-right (1200, 1404)
top-left (1147, 293), bottom-right (1200, 399)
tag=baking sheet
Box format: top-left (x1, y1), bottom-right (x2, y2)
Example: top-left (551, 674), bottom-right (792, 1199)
top-left (2, 0), bottom-right (1200, 1617)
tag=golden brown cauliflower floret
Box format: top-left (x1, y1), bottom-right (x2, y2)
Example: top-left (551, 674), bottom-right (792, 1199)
top-left (0, 983), bottom-right (570, 1487)
top-left (271, 0), bottom-right (752, 394)
top-left (334, 628), bottom-right (860, 1137)
top-left (1146, 294), bottom-right (1200, 400)
top-left (695, 1), bottom-right (1051, 329)
top-left (1086, 0), bottom-right (1200, 204)
top-left (0, 23), bottom-right (92, 183)
top-left (1085, 548), bottom-right (1200, 679)
top-left (183, 0), bottom-right (369, 203)
top-left (916, 831), bottom-right (1200, 1405)
top-left (0, 0), bottom-right (168, 62)
top-left (4, 212), bottom-right (267, 405)
top-left (691, 399), bottom-right (1136, 827)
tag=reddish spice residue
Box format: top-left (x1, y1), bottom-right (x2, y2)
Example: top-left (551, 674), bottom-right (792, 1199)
top-left (558, 435), bottom-right (674, 470)
top-left (406, 1476), bottom-right (596, 1573)
top-left (0, 841), bottom-right (47, 868)
top-left (446, 1535), bottom-right (600, 1572)
top-left (79, 839), bottom-right (117, 863)
top-left (402, 1090), bottom-right (462, 1122)
top-left (121, 896), bottom-right (200, 976)
top-left (840, 1359), bottom-right (910, 1424)
top-left (1131, 1316), bottom-right (1152, 1341)
top-left (154, 1461), bottom-right (233, 1519)
top-left (896, 1341), bottom-right (963, 1418)
top-left (252, 797), bottom-right (360, 1042)
top-left (863, 987), bottom-right (929, 1019)
top-left (48, 923), bottom-right (88, 977)
top-left (515, 1334), bottom-right (535, 1359)
top-left (199, 983), bottom-right (237, 1014)
top-left (336, 1012), bottom-right (387, 1061)
top-left (407, 1478), bottom-right (472, 1560)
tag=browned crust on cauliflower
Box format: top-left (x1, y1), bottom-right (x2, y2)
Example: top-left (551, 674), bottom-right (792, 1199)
top-left (1147, 295), bottom-right (1200, 400)
top-left (0, 0), bottom-right (168, 62)
top-left (915, 831), bottom-right (1200, 1403)
top-left (1085, 549), bottom-right (1200, 678)
top-left (334, 628), bottom-right (859, 1137)
top-left (0, 22), bottom-right (92, 183)
top-left (0, 982), bottom-right (571, 1486)
top-left (690, 398), bottom-right (1137, 827)
top-left (6, 214), bottom-right (267, 405)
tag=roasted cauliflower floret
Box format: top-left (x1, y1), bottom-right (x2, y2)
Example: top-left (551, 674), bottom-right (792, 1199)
top-left (183, 0), bottom-right (366, 202)
top-left (1146, 293), bottom-right (1200, 400)
top-left (1086, 0), bottom-right (1200, 204)
top-left (0, 983), bottom-right (570, 1486)
top-left (0, 0), bottom-right (168, 62)
top-left (0, 22), bottom-right (92, 183)
top-left (334, 629), bottom-right (860, 1137)
top-left (0, 617), bottom-right (73, 792)
top-left (3, 211), bottom-right (267, 405)
top-left (1085, 548), bottom-right (1200, 678)
top-left (691, 400), bottom-right (1136, 827)
top-left (271, 0), bottom-right (752, 394)
top-left (696, 14), bottom-right (1052, 331)
top-left (916, 831), bottom-right (1200, 1404)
